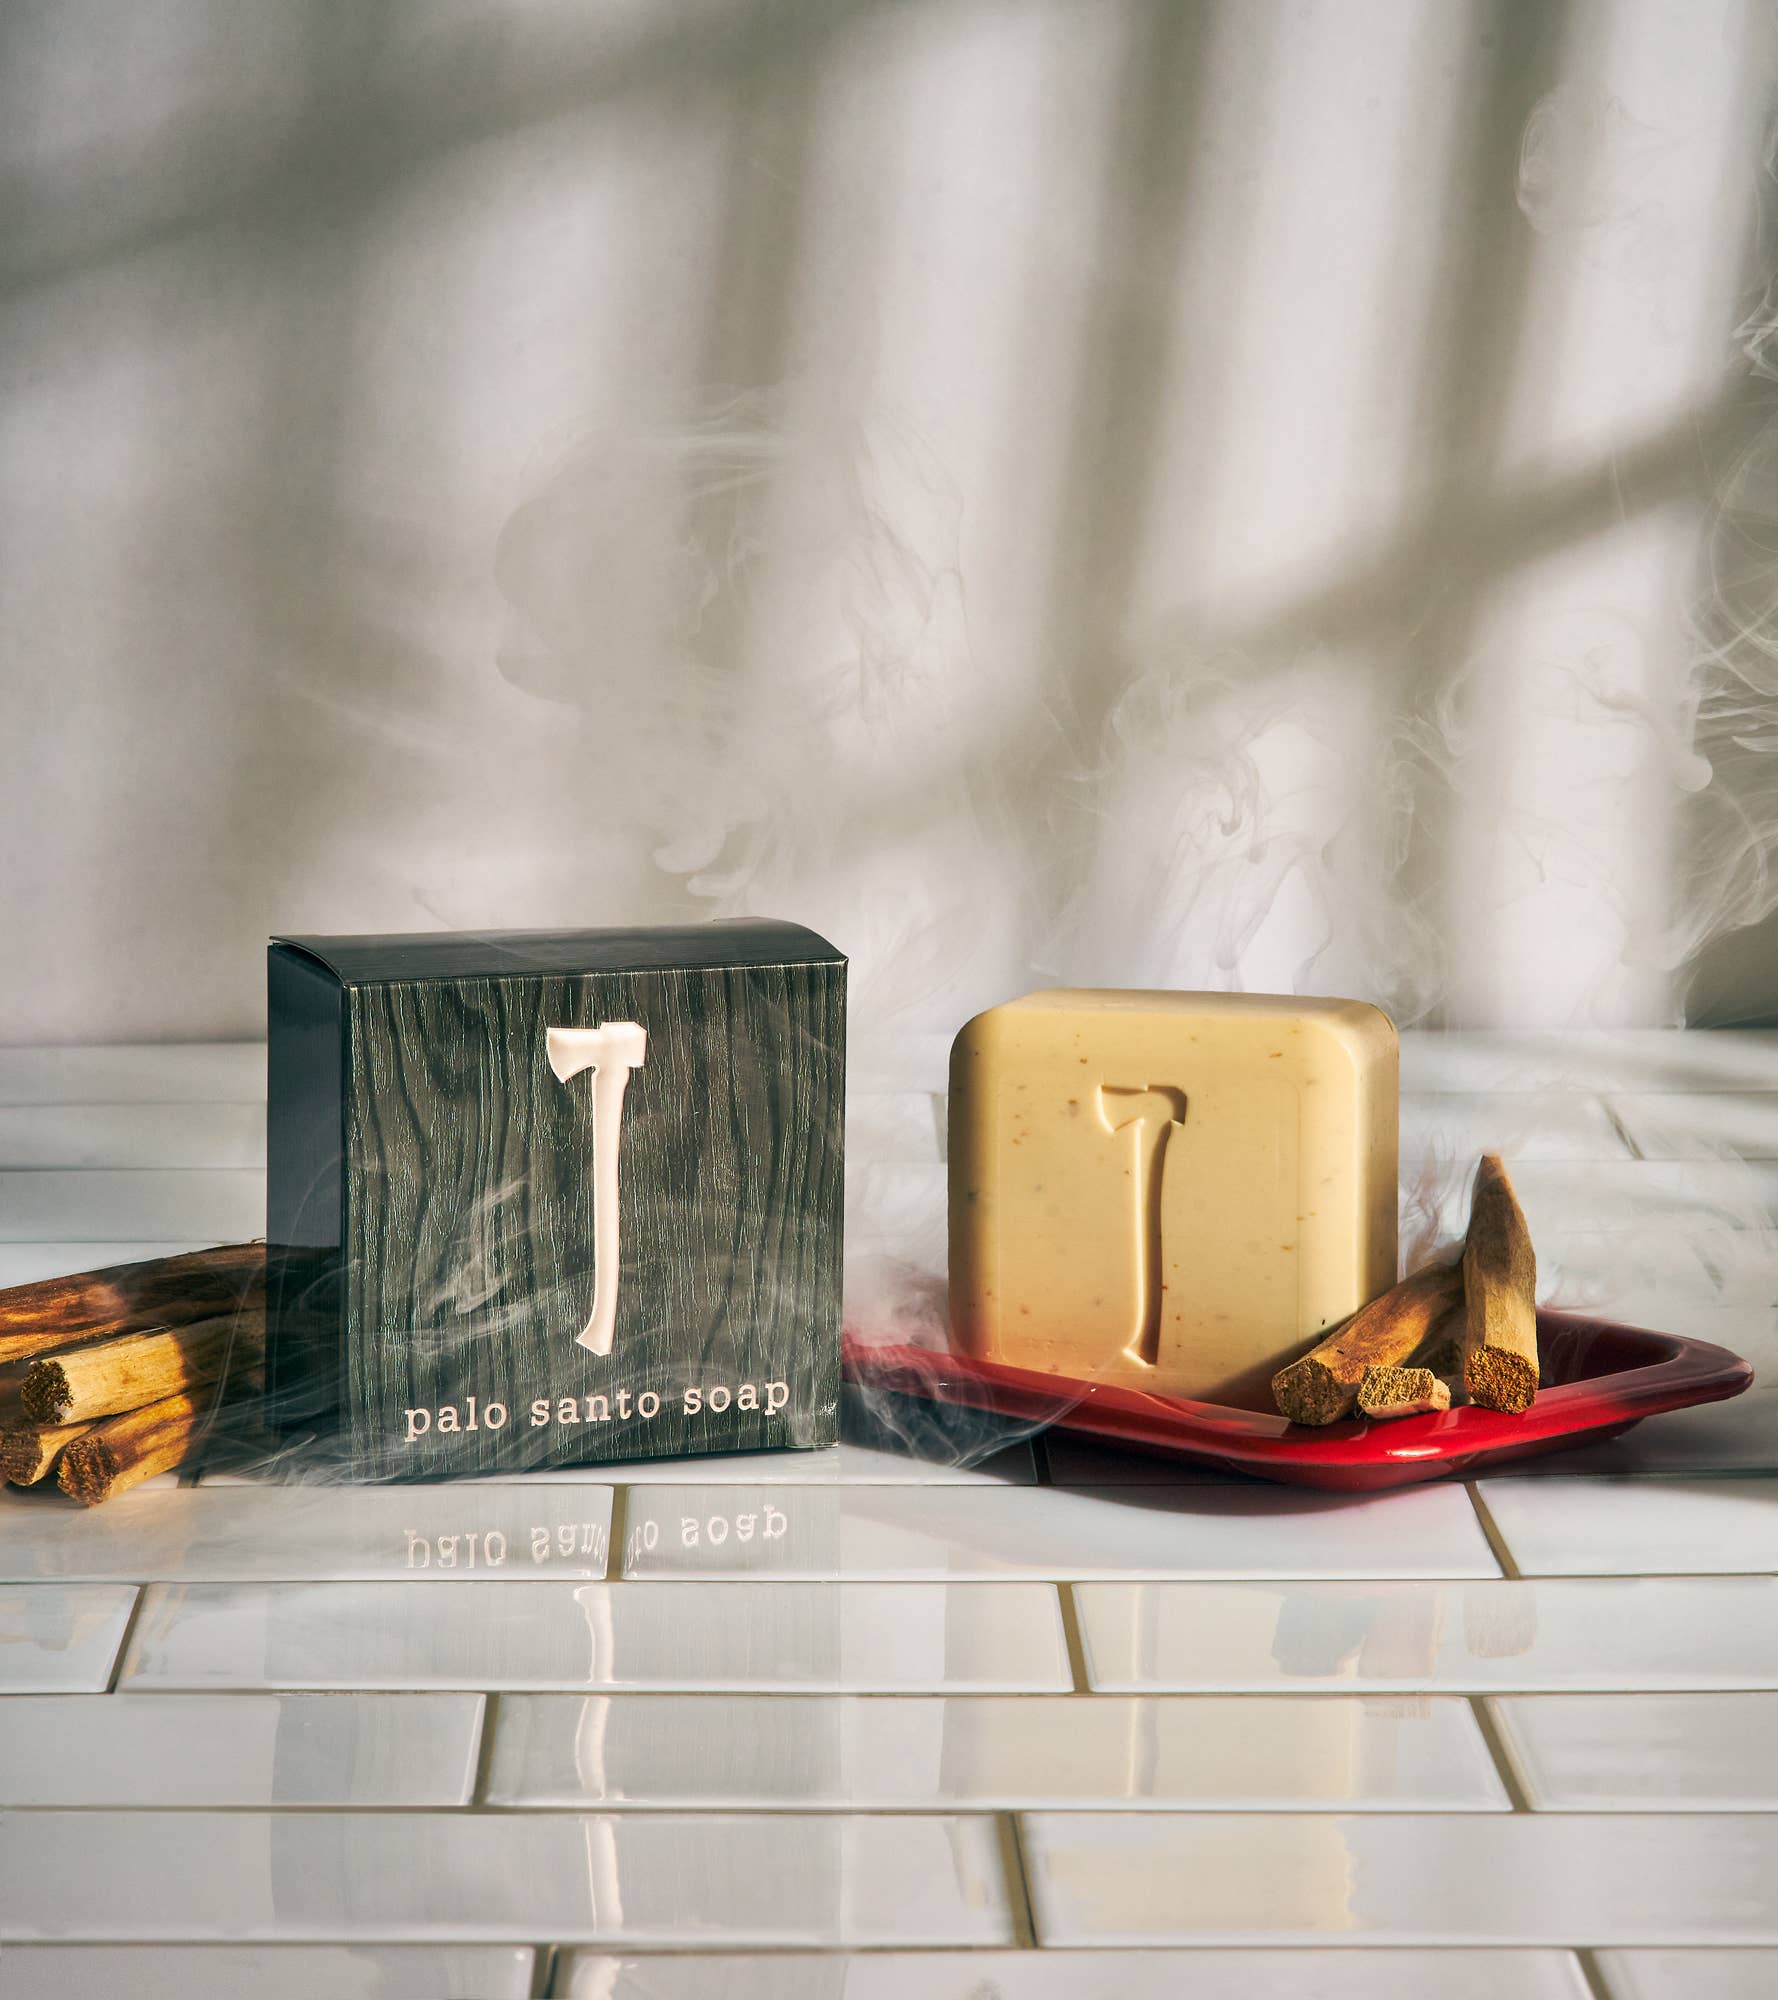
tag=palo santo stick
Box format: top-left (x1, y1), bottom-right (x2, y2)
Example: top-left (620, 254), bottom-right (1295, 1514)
top-left (20, 1309), bottom-right (263, 1426)
top-left (1462, 1153), bottom-right (1539, 1414)
top-left (1272, 1262), bottom-right (1465, 1425)
top-left (1356, 1364), bottom-right (1453, 1420)
top-left (1, 1419), bottom-right (93, 1486)
top-left (58, 1384), bottom-right (216, 1505)
top-left (0, 1243), bottom-right (265, 1365)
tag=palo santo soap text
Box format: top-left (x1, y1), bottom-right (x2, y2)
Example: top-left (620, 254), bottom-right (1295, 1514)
top-left (947, 990), bottom-right (1398, 1406)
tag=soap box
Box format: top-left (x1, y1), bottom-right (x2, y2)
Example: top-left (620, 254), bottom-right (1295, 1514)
top-left (266, 922), bottom-right (845, 1478)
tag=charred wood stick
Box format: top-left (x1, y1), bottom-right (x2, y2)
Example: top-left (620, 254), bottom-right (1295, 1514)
top-left (1272, 1262), bottom-right (1466, 1425)
top-left (1, 1419), bottom-right (93, 1486)
top-left (0, 1243), bottom-right (265, 1365)
top-left (57, 1383), bottom-right (221, 1505)
top-left (1356, 1363), bottom-right (1453, 1420)
top-left (1462, 1153), bottom-right (1539, 1414)
top-left (20, 1309), bottom-right (263, 1426)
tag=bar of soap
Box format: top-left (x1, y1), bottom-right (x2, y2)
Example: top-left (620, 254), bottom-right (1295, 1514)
top-left (947, 989), bottom-right (1398, 1407)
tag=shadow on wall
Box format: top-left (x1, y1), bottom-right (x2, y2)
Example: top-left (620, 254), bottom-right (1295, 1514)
top-left (0, 0), bottom-right (1774, 1042)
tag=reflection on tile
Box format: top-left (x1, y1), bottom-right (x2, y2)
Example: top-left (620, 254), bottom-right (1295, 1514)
top-left (558, 1948), bottom-right (1593, 1999)
top-left (0, 1243), bottom-right (217, 1289)
top-left (0, 1812), bottom-right (1012, 1945)
top-left (1607, 1094), bottom-right (1778, 1161)
top-left (0, 1485), bottom-right (611, 1583)
top-left (620, 1481), bottom-right (1498, 1581)
top-left (0, 1584), bottom-right (136, 1692)
top-left (1491, 1694), bottom-right (1778, 1809)
top-left (1074, 1578), bottom-right (1778, 1691)
top-left (121, 1580), bottom-right (1070, 1692)
top-left (1503, 1383), bottom-right (1778, 1477)
top-left (484, 1692), bottom-right (1505, 1809)
top-left (0, 1102), bottom-right (266, 1169)
top-left (0, 1043), bottom-right (266, 1105)
top-left (1594, 1950), bottom-right (1778, 2000)
top-left (1400, 1093), bottom-right (1629, 1161)
top-left (1479, 1477), bottom-right (1778, 1576)
top-left (0, 1694), bottom-right (483, 1806)
top-left (0, 1944), bottom-right (536, 2000)
top-left (0, 1169), bottom-right (266, 1242)
top-left (1022, 1812), bottom-right (1778, 1944)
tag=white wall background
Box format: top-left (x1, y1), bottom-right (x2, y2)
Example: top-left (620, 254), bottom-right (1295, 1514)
top-left (3, 0), bottom-right (1777, 1050)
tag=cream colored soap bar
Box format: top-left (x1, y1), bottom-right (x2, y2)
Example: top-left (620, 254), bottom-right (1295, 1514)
top-left (948, 990), bottom-right (1398, 1408)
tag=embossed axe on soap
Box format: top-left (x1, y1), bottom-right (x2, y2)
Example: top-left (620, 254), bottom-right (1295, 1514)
top-left (948, 989), bottom-right (1398, 1408)
top-left (267, 923), bottom-right (846, 1476)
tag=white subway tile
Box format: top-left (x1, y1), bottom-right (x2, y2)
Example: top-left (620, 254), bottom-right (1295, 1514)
top-left (0, 1169), bottom-right (265, 1241)
top-left (1606, 1094), bottom-right (1778, 1160)
top-left (0, 1484), bottom-right (611, 1583)
top-left (0, 1945), bottom-right (534, 2000)
top-left (0, 1243), bottom-right (218, 1288)
top-left (0, 1583), bottom-right (136, 1692)
top-left (1074, 1577), bottom-right (1778, 1691)
top-left (1400, 1092), bottom-right (1630, 1160)
top-left (121, 1580), bottom-right (1070, 1692)
top-left (0, 1044), bottom-right (266, 1106)
top-left (1022, 1812), bottom-right (1778, 1944)
top-left (0, 1693), bottom-right (483, 1806)
top-left (1594, 1950), bottom-right (1778, 2000)
top-left (1479, 1476), bottom-right (1778, 1575)
top-left (1491, 1693), bottom-right (1778, 1809)
top-left (620, 1481), bottom-right (1498, 1581)
top-left (484, 1692), bottom-right (1505, 1809)
top-left (1397, 1031), bottom-right (1778, 1096)
top-left (0, 1811), bottom-right (1012, 1945)
top-left (557, 1949), bottom-right (1593, 2000)
top-left (0, 1102), bottom-right (265, 1169)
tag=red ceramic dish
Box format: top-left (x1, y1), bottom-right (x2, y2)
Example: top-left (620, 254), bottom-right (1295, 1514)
top-left (841, 1310), bottom-right (1754, 1490)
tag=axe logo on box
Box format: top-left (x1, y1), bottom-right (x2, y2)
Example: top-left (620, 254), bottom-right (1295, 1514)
top-left (546, 1020), bottom-right (648, 1355)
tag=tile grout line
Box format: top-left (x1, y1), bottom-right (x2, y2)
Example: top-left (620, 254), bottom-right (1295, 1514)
top-left (1466, 1693), bottom-right (1535, 1813)
top-left (102, 1584), bottom-right (149, 1693)
top-left (995, 1810), bottom-right (1038, 1947)
top-left (1054, 1583), bottom-right (1092, 1693)
top-left (1574, 1946), bottom-right (1622, 2000)
top-left (604, 1486), bottom-right (629, 1582)
top-left (1466, 1481), bottom-right (1524, 1580)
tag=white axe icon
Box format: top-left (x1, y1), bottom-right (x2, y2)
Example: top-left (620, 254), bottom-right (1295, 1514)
top-left (546, 1021), bottom-right (648, 1354)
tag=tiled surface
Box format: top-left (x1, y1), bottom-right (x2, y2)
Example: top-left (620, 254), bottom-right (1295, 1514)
top-left (0, 1693), bottom-right (485, 1805)
top-left (1491, 1694), bottom-right (1778, 1809)
top-left (1074, 1578), bottom-right (1778, 1691)
top-left (2, 1032), bottom-right (1777, 1978)
top-left (0, 1811), bottom-right (1014, 1944)
top-left (121, 1581), bottom-right (1073, 1690)
top-left (1021, 1812), bottom-right (1778, 1944)
top-left (1594, 1951), bottom-right (1778, 1999)
top-left (556, 1949), bottom-right (1595, 1997)
top-left (0, 1584), bottom-right (137, 1691)
top-left (0, 1945), bottom-right (537, 2000)
top-left (0, 1485), bottom-right (612, 1582)
top-left (0, 1102), bottom-right (265, 1168)
top-left (1478, 1477), bottom-right (1778, 1575)
top-left (620, 1481), bottom-right (1500, 1580)
top-left (0, 1169), bottom-right (265, 1241)
top-left (484, 1693), bottom-right (1507, 1809)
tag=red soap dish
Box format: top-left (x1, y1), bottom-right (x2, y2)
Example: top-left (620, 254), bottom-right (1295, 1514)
top-left (841, 1311), bottom-right (1754, 1490)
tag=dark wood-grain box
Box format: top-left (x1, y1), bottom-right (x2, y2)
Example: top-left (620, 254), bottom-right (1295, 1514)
top-left (266, 922), bottom-right (845, 1477)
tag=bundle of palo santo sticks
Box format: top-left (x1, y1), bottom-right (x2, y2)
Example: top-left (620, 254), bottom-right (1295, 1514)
top-left (1271, 1152), bottom-right (1538, 1426)
top-left (0, 1244), bottom-right (266, 1503)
